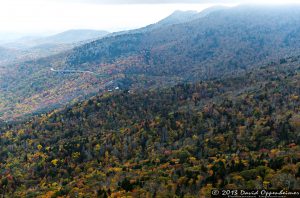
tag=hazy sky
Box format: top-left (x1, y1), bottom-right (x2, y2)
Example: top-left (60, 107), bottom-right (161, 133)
top-left (0, 0), bottom-right (299, 35)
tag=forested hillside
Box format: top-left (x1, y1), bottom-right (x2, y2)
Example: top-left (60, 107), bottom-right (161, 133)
top-left (0, 47), bottom-right (20, 64)
top-left (0, 56), bottom-right (299, 197)
top-left (67, 5), bottom-right (300, 79)
top-left (1, 5), bottom-right (300, 121)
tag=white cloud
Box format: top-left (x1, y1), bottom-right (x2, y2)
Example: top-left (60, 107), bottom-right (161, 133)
top-left (0, 0), bottom-right (299, 35)
top-left (0, 0), bottom-right (223, 34)
top-left (58, 0), bottom-right (300, 4)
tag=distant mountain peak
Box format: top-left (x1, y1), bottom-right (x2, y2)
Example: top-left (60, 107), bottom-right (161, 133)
top-left (169, 10), bottom-right (198, 16)
top-left (45, 29), bottom-right (110, 44)
top-left (154, 6), bottom-right (228, 27)
top-left (156, 10), bottom-right (199, 26)
top-left (196, 5), bottom-right (228, 17)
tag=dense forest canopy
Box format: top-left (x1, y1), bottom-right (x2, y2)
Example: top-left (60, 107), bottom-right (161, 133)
top-left (0, 55), bottom-right (299, 197)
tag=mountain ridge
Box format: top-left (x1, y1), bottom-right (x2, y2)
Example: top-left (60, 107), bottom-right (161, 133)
top-left (3, 29), bottom-right (110, 49)
top-left (1, 5), bottom-right (300, 121)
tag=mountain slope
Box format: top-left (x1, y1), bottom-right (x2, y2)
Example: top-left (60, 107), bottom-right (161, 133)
top-left (41, 29), bottom-right (110, 44)
top-left (1, 5), bottom-right (300, 121)
top-left (0, 47), bottom-right (14, 60)
top-left (111, 6), bottom-right (227, 36)
top-left (67, 5), bottom-right (300, 80)
top-left (0, 56), bottom-right (299, 196)
top-left (0, 30), bottom-right (109, 66)
top-left (0, 47), bottom-right (21, 65)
